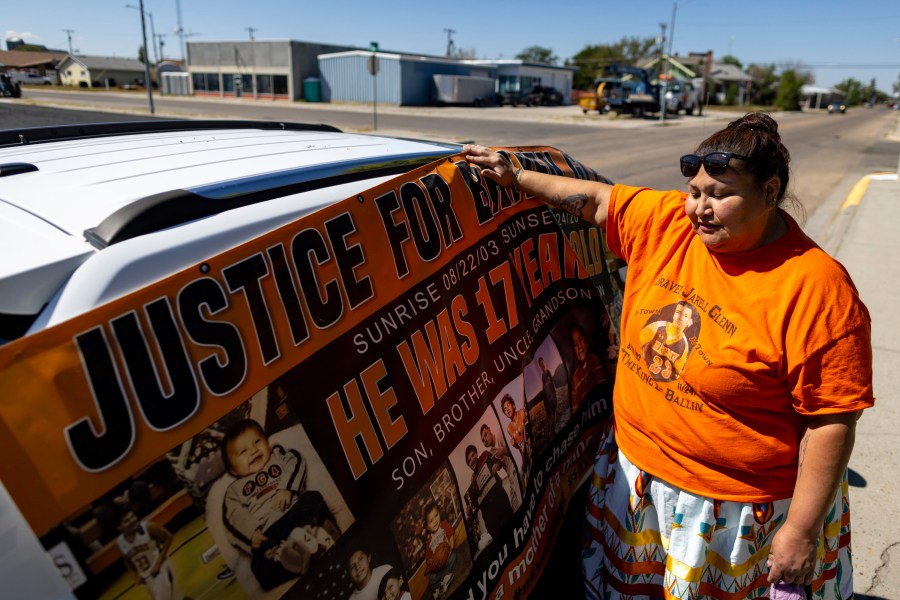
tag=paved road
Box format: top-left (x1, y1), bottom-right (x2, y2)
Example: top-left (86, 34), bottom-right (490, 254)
top-left (5, 90), bottom-right (898, 217)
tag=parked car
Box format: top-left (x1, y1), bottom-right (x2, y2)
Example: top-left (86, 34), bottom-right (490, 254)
top-left (497, 89), bottom-right (532, 106)
top-left (9, 71), bottom-right (53, 86)
top-left (663, 81), bottom-right (700, 116)
top-left (528, 85), bottom-right (564, 106)
top-left (828, 101), bottom-right (847, 114)
top-left (0, 120), bottom-right (460, 344)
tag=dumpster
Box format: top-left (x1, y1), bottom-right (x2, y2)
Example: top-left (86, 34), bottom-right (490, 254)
top-left (303, 77), bottom-right (321, 102)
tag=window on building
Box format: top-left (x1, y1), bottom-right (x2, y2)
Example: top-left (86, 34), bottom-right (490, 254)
top-left (191, 73), bottom-right (220, 92)
top-left (498, 75), bottom-right (517, 93)
top-left (257, 75), bottom-right (273, 94)
top-left (520, 76), bottom-right (540, 92)
top-left (273, 75), bottom-right (288, 95)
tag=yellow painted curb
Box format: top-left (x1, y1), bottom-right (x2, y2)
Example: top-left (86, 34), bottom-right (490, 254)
top-left (840, 173), bottom-right (895, 211)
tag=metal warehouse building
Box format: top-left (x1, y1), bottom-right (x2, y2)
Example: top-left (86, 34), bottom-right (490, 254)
top-left (318, 52), bottom-right (575, 106)
top-left (317, 50), bottom-right (495, 105)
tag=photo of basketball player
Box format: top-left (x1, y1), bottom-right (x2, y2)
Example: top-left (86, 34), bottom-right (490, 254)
top-left (40, 461), bottom-right (234, 600)
top-left (116, 510), bottom-right (187, 600)
top-left (639, 301), bottom-right (701, 383)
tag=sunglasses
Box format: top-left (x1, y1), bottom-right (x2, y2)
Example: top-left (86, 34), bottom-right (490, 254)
top-left (680, 152), bottom-right (751, 177)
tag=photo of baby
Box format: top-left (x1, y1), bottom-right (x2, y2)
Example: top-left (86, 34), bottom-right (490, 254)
top-left (166, 387), bottom-right (353, 598)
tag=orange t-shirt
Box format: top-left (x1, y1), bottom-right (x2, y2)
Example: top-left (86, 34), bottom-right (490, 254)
top-left (607, 184), bottom-right (874, 501)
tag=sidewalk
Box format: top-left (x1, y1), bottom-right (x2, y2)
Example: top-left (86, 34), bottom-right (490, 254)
top-left (807, 156), bottom-right (900, 595)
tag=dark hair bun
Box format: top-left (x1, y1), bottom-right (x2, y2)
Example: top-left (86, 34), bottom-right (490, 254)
top-left (726, 112), bottom-right (779, 139)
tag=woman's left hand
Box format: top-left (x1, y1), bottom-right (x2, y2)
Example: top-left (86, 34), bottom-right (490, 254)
top-left (767, 522), bottom-right (817, 585)
top-left (463, 145), bottom-right (518, 188)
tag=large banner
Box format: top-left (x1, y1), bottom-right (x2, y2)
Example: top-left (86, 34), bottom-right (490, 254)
top-left (0, 148), bottom-right (624, 600)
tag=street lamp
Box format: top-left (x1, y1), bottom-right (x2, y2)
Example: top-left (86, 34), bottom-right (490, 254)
top-left (125, 1), bottom-right (155, 114)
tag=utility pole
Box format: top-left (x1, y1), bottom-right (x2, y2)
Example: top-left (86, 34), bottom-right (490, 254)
top-left (658, 22), bottom-right (667, 117)
top-left (155, 33), bottom-right (167, 61)
top-left (62, 29), bottom-right (75, 55)
top-left (136, 0), bottom-right (155, 113)
top-left (443, 28), bottom-right (456, 58)
top-left (658, 23), bottom-right (666, 62)
top-left (246, 27), bottom-right (256, 41)
top-left (660, 1), bottom-right (677, 123)
top-left (174, 0), bottom-right (186, 61)
top-left (148, 12), bottom-right (159, 64)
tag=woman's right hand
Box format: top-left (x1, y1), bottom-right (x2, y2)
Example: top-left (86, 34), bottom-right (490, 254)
top-left (463, 144), bottom-right (518, 188)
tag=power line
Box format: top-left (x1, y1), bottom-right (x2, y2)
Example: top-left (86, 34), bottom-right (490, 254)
top-left (62, 29), bottom-right (75, 55)
top-left (744, 62), bottom-right (900, 69)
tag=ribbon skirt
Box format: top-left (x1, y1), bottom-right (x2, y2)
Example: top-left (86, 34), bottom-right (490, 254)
top-left (582, 422), bottom-right (853, 599)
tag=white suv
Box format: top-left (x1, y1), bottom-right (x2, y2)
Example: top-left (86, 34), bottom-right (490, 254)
top-left (0, 120), bottom-right (459, 345)
top-left (0, 119), bottom-right (464, 597)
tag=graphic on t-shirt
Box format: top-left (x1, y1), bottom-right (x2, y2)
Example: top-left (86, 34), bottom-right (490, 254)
top-left (639, 301), bottom-right (701, 382)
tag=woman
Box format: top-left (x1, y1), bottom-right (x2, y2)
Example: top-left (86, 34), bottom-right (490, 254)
top-left (464, 113), bottom-right (873, 599)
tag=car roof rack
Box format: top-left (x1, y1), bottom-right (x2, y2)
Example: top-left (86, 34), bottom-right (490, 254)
top-left (0, 120), bottom-right (342, 148)
top-left (83, 150), bottom-right (453, 248)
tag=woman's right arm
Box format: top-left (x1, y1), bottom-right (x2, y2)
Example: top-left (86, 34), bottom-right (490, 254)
top-left (463, 144), bottom-right (613, 229)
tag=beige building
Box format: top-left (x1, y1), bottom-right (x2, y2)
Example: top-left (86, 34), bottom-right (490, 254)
top-left (57, 55), bottom-right (147, 88)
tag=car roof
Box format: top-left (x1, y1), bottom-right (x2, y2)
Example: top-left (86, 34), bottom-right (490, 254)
top-left (0, 121), bottom-right (458, 339)
top-left (0, 121), bottom-right (452, 239)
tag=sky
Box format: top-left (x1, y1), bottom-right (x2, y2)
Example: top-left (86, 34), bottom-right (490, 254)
top-left (6, 0), bottom-right (899, 92)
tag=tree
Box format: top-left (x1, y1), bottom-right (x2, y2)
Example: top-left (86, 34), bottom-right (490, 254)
top-left (13, 43), bottom-right (49, 52)
top-left (725, 83), bottom-right (740, 106)
top-left (775, 70), bottom-right (804, 111)
top-left (516, 46), bottom-right (558, 65)
top-left (860, 78), bottom-right (877, 105)
top-left (451, 47), bottom-right (478, 60)
top-left (721, 55), bottom-right (743, 69)
top-left (567, 36), bottom-right (657, 90)
top-left (138, 45), bottom-right (147, 65)
top-left (747, 64), bottom-right (778, 106)
top-left (835, 78), bottom-right (863, 105)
